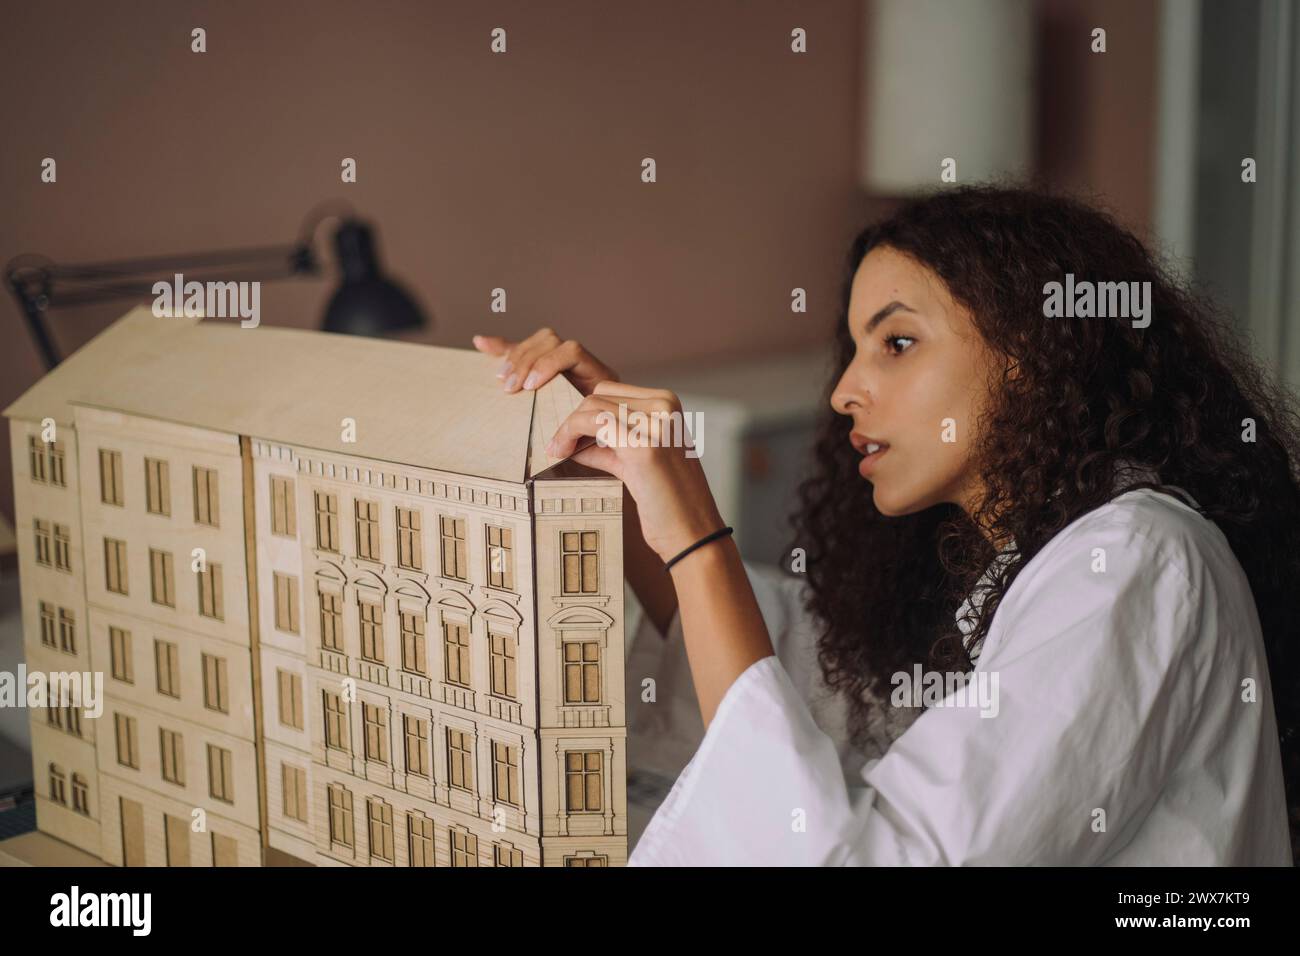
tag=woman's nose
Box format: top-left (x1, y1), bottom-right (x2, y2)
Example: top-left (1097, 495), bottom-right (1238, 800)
top-left (831, 371), bottom-right (867, 416)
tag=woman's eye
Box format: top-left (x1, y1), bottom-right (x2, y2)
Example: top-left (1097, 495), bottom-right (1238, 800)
top-left (884, 334), bottom-right (916, 355)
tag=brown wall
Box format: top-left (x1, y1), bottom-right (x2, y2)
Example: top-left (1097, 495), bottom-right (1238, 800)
top-left (0, 0), bottom-right (1156, 522)
top-left (1038, 0), bottom-right (1159, 238)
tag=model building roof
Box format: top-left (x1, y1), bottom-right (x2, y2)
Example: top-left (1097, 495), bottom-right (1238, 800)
top-left (4, 306), bottom-right (584, 484)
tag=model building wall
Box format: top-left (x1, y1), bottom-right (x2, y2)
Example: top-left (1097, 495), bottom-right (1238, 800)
top-left (252, 438), bottom-right (547, 866)
top-left (74, 405), bottom-right (261, 867)
top-left (532, 476), bottom-right (627, 866)
top-left (9, 419), bottom-right (97, 857)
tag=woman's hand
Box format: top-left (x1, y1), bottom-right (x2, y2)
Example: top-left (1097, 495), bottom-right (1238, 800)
top-left (547, 381), bottom-right (724, 564)
top-left (471, 328), bottom-right (619, 396)
top-left (470, 327), bottom-right (719, 634)
top-left (551, 380), bottom-right (770, 728)
top-left (472, 327), bottom-right (723, 559)
top-left (471, 330), bottom-right (770, 711)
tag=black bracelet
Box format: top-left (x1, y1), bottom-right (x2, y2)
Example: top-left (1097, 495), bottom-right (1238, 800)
top-left (664, 526), bottom-right (734, 572)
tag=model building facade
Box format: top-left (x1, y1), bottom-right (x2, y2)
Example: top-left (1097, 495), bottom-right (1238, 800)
top-left (6, 306), bottom-right (627, 866)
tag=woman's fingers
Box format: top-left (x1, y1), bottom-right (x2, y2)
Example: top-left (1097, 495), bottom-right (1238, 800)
top-left (471, 334), bottom-right (516, 378)
top-left (528, 339), bottom-right (618, 395)
top-left (546, 388), bottom-right (721, 563)
top-left (592, 380), bottom-right (676, 403)
top-left (592, 381), bottom-right (687, 446)
top-left (568, 441), bottom-right (623, 478)
top-left (546, 397), bottom-right (620, 458)
top-left (471, 334), bottom-right (511, 357)
top-left (501, 328), bottom-right (562, 391)
top-left (547, 391), bottom-right (690, 459)
top-left (472, 327), bottom-right (621, 396)
top-left (519, 341), bottom-right (577, 392)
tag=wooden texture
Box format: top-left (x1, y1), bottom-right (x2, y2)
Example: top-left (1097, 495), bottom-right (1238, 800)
top-left (5, 306), bottom-right (585, 483)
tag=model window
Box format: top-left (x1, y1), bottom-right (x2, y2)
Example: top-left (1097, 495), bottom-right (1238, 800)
top-left (396, 507), bottom-right (423, 570)
top-left (442, 620), bottom-right (470, 687)
top-left (48, 441), bottom-right (66, 487)
top-left (324, 691), bottom-right (348, 751)
top-left (145, 458), bottom-right (170, 516)
top-left (450, 828), bottom-right (478, 867)
top-left (271, 476), bottom-right (297, 536)
top-left (359, 599), bottom-right (384, 662)
top-left (197, 562), bottom-right (223, 619)
top-left (561, 531), bottom-right (599, 594)
top-left (486, 525), bottom-right (513, 589)
top-left (327, 784), bottom-right (354, 849)
top-left (155, 639), bottom-right (181, 698)
top-left (208, 745), bottom-right (234, 803)
top-left (193, 467), bottom-right (219, 526)
top-left (489, 631), bottom-right (517, 700)
top-left (403, 715), bottom-right (429, 776)
top-left (439, 515), bottom-right (467, 580)
top-left (274, 573), bottom-right (299, 633)
top-left (565, 750), bottom-right (603, 812)
top-left (492, 740), bottom-right (520, 807)
top-left (33, 520), bottom-right (51, 566)
top-left (29, 436), bottom-right (47, 483)
top-left (104, 538), bottom-right (128, 594)
top-left (314, 491), bottom-right (339, 552)
top-left (110, 626), bottom-right (133, 683)
top-left (277, 669), bottom-right (303, 729)
top-left (99, 450), bottom-right (123, 506)
top-left (160, 728), bottom-right (185, 785)
top-left (202, 653), bottom-right (229, 713)
top-left (53, 524), bottom-right (71, 571)
top-left (355, 499), bottom-right (380, 561)
top-left (319, 589), bottom-right (343, 651)
top-left (447, 728), bottom-right (474, 791)
top-left (563, 639), bottom-right (601, 704)
top-left (150, 549), bottom-right (175, 607)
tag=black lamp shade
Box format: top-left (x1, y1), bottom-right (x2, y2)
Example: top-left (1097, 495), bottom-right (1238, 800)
top-left (322, 219), bottom-right (426, 337)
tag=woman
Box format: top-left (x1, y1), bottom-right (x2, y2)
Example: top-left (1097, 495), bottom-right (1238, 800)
top-left (474, 185), bottom-right (1298, 865)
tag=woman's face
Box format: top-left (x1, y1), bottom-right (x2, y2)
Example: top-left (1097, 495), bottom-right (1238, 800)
top-left (830, 245), bottom-right (1003, 518)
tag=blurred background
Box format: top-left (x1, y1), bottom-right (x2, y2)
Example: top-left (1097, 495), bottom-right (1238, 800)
top-left (3, 0), bottom-right (1297, 562)
top-left (1, 0), bottom-right (1297, 845)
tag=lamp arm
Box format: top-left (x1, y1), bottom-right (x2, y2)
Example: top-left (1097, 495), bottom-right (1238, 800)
top-left (5, 241), bottom-right (318, 369)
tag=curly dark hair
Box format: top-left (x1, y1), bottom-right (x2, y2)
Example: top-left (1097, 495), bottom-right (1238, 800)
top-left (788, 183), bottom-right (1300, 861)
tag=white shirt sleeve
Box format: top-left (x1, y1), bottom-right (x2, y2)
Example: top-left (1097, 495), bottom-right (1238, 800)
top-left (626, 561), bottom-right (848, 785)
top-left (628, 508), bottom-right (1214, 866)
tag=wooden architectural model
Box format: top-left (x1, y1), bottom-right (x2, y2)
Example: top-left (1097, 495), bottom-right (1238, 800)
top-left (6, 306), bottom-right (627, 866)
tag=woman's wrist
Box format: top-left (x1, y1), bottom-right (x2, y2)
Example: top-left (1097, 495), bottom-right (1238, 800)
top-left (650, 493), bottom-right (726, 564)
top-left (656, 518), bottom-right (726, 564)
top-left (667, 524), bottom-right (740, 580)
top-left (663, 526), bottom-right (734, 572)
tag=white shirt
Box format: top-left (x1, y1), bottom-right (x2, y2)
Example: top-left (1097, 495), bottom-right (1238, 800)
top-left (627, 488), bottom-right (1293, 865)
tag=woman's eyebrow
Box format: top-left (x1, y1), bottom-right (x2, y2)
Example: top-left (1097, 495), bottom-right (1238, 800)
top-left (863, 300), bottom-right (917, 334)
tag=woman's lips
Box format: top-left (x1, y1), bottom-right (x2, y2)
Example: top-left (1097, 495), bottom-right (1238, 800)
top-left (858, 444), bottom-right (889, 478)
